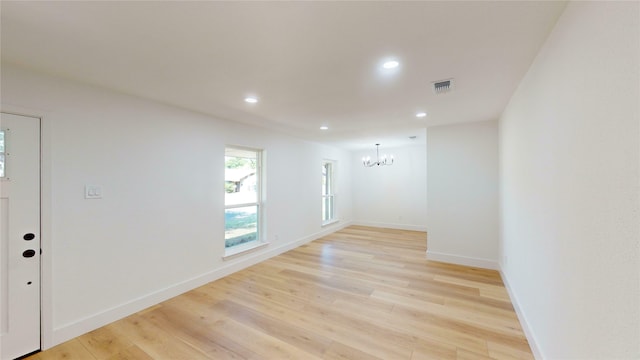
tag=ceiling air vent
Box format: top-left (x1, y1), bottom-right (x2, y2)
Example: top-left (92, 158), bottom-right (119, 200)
top-left (433, 79), bottom-right (454, 94)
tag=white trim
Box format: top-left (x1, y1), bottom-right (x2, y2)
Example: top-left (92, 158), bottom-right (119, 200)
top-left (225, 202), bottom-right (259, 209)
top-left (50, 220), bottom-right (353, 346)
top-left (500, 269), bottom-right (544, 360)
top-left (352, 221), bottom-right (427, 232)
top-left (222, 240), bottom-right (269, 259)
top-left (321, 219), bottom-right (340, 227)
top-left (425, 250), bottom-right (499, 270)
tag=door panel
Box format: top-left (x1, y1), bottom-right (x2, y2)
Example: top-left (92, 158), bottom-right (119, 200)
top-left (0, 113), bottom-right (40, 360)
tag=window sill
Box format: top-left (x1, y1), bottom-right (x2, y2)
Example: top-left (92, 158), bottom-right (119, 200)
top-left (322, 219), bottom-right (340, 227)
top-left (222, 241), bottom-right (269, 260)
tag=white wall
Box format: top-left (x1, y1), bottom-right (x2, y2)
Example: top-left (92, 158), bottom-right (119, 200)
top-left (426, 121), bottom-right (499, 269)
top-left (1, 65), bottom-right (353, 347)
top-left (352, 140), bottom-right (427, 231)
top-left (500, 2), bottom-right (639, 358)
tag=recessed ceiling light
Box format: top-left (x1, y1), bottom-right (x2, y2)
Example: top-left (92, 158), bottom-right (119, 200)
top-left (320, 126), bottom-right (329, 130)
top-left (416, 112), bottom-right (427, 118)
top-left (244, 96), bottom-right (258, 104)
top-left (382, 60), bottom-right (399, 69)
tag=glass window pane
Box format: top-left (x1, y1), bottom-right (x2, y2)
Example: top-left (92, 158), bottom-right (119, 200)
top-left (225, 205), bottom-right (258, 248)
top-left (225, 171), bottom-right (257, 205)
top-left (322, 163), bottom-right (329, 196)
top-left (225, 152), bottom-right (257, 206)
top-left (0, 130), bottom-right (5, 178)
top-left (322, 196), bottom-right (334, 223)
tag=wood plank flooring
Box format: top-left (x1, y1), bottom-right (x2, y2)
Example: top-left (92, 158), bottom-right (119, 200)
top-left (27, 226), bottom-right (532, 359)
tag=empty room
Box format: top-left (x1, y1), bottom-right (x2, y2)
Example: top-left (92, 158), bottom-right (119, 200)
top-left (1, 1), bottom-right (638, 359)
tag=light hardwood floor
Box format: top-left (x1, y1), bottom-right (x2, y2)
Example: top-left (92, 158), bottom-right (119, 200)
top-left (27, 226), bottom-right (532, 359)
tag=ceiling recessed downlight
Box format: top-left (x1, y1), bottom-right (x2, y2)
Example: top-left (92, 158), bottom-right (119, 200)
top-left (382, 60), bottom-right (399, 69)
top-left (320, 126), bottom-right (329, 130)
top-left (416, 112), bottom-right (427, 118)
top-left (244, 96), bottom-right (258, 104)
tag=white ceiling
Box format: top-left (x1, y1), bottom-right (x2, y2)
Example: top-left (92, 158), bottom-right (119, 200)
top-left (0, 1), bottom-right (566, 150)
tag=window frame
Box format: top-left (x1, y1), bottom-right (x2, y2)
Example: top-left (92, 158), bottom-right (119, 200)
top-left (223, 146), bottom-right (265, 257)
top-left (322, 160), bottom-right (337, 226)
top-left (0, 129), bottom-right (7, 179)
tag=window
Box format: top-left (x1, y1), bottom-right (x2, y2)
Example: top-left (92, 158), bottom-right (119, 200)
top-left (224, 147), bottom-right (263, 253)
top-left (322, 160), bottom-right (336, 224)
top-left (0, 130), bottom-right (5, 178)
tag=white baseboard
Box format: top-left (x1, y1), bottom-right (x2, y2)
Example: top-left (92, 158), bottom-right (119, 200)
top-left (426, 253), bottom-right (542, 356)
top-left (50, 221), bottom-right (352, 347)
top-left (499, 269), bottom-right (544, 360)
top-left (425, 250), bottom-right (499, 270)
top-left (352, 221), bottom-right (427, 232)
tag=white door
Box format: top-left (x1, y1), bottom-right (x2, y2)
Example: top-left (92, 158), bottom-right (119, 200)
top-left (0, 113), bottom-right (40, 360)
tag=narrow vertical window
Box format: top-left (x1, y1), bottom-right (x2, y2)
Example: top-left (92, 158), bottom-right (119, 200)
top-left (0, 130), bottom-right (6, 178)
top-left (225, 146), bottom-right (263, 253)
top-left (322, 160), bottom-right (336, 224)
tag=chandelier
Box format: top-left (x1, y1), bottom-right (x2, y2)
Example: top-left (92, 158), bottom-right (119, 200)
top-left (362, 144), bottom-right (394, 167)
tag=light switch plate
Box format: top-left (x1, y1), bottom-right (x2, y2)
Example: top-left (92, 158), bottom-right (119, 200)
top-left (85, 185), bottom-right (103, 199)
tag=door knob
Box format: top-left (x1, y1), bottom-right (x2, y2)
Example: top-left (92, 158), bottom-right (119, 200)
top-left (23, 233), bottom-right (35, 241)
top-left (22, 249), bottom-right (36, 258)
